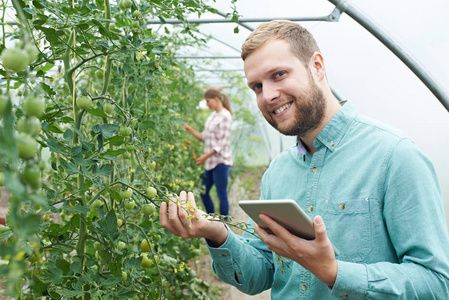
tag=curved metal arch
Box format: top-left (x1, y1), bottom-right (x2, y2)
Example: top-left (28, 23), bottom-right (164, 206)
top-left (327, 0), bottom-right (449, 112)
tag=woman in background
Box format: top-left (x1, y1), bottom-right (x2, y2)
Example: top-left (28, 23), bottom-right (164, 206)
top-left (183, 88), bottom-right (233, 218)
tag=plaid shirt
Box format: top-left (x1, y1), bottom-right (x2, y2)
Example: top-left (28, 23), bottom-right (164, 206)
top-left (202, 109), bottom-right (233, 171)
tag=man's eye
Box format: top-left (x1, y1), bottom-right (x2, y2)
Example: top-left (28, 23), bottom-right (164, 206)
top-left (275, 71), bottom-right (286, 78)
top-left (253, 83), bottom-right (262, 92)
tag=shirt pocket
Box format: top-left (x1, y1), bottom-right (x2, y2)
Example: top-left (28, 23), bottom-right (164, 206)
top-left (323, 198), bottom-right (371, 262)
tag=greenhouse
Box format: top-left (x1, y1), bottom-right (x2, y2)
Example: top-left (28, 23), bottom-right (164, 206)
top-left (1, 0), bottom-right (448, 298)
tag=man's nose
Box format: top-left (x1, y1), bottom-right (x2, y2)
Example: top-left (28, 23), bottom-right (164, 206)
top-left (262, 82), bottom-right (280, 103)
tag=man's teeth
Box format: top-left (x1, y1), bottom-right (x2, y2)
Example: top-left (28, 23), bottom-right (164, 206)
top-left (274, 103), bottom-right (291, 114)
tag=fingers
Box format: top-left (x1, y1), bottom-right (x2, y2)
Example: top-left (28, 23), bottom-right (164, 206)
top-left (160, 191), bottom-right (201, 238)
top-left (313, 215), bottom-right (327, 243)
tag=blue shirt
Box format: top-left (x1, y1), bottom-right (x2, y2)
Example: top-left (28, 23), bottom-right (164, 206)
top-left (208, 101), bottom-right (449, 299)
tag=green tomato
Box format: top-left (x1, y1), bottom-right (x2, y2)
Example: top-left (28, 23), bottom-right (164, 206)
top-left (141, 253), bottom-right (153, 268)
top-left (117, 218), bottom-right (123, 227)
top-left (129, 118), bottom-right (137, 126)
top-left (76, 95), bottom-right (92, 110)
top-left (133, 10), bottom-right (141, 18)
top-left (124, 200), bottom-right (136, 210)
top-left (141, 203), bottom-right (156, 215)
top-left (90, 199), bottom-right (103, 209)
top-left (153, 234), bottom-right (161, 242)
top-left (149, 161), bottom-right (156, 170)
top-left (22, 164), bottom-right (41, 189)
top-left (0, 95), bottom-right (8, 117)
top-left (1, 47), bottom-right (29, 72)
top-left (24, 43), bottom-right (39, 65)
top-left (153, 254), bottom-right (160, 265)
top-left (140, 239), bottom-right (152, 252)
top-left (120, 188), bottom-right (133, 200)
top-left (17, 116), bottom-right (41, 137)
top-left (23, 95), bottom-right (45, 117)
top-left (0, 172), bottom-right (4, 186)
top-left (122, 271), bottom-right (128, 282)
top-left (16, 133), bottom-right (37, 159)
top-left (103, 103), bottom-right (115, 114)
top-left (94, 242), bottom-right (103, 251)
top-left (125, 144), bottom-right (135, 152)
top-left (95, 70), bottom-right (103, 79)
top-left (119, 0), bottom-right (133, 10)
top-left (118, 241), bottom-right (126, 251)
top-left (119, 126), bottom-right (132, 136)
top-left (145, 187), bottom-right (157, 199)
top-left (131, 20), bottom-right (140, 28)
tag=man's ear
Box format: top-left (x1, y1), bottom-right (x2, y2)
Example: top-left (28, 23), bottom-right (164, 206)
top-left (310, 52), bottom-right (326, 81)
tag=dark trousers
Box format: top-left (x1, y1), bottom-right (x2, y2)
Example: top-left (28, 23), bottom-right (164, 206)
top-left (201, 163), bottom-right (230, 216)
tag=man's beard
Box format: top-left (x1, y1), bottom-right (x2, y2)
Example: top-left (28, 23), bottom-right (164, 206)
top-left (267, 76), bottom-right (326, 137)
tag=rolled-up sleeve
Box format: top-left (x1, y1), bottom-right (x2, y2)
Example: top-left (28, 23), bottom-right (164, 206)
top-left (208, 224), bottom-right (274, 295)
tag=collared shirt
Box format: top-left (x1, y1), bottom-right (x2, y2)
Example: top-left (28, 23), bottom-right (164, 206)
top-left (208, 101), bottom-right (449, 299)
top-left (202, 108), bottom-right (233, 171)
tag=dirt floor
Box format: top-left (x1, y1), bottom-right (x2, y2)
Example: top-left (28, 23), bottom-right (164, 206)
top-left (191, 166), bottom-right (272, 300)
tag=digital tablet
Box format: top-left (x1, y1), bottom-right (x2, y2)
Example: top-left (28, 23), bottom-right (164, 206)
top-left (238, 199), bottom-right (339, 255)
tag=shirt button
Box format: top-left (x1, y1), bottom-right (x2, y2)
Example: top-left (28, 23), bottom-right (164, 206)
top-left (341, 294), bottom-right (348, 298)
top-left (301, 284), bottom-right (307, 291)
top-left (330, 141), bottom-right (335, 147)
top-left (339, 203), bottom-right (346, 210)
top-left (237, 272), bottom-right (242, 277)
top-left (308, 206), bottom-right (313, 212)
top-left (312, 166), bottom-right (318, 173)
top-left (221, 253), bottom-right (228, 257)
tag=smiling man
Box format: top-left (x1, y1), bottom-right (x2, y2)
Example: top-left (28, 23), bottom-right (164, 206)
top-left (160, 20), bottom-right (449, 299)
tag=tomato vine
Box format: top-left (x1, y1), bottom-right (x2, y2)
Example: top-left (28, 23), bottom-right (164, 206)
top-left (0, 0), bottom-right (247, 299)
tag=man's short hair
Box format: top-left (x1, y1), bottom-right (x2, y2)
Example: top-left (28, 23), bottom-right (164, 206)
top-left (241, 20), bottom-right (321, 65)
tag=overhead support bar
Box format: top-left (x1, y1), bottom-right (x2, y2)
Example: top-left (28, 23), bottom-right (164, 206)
top-left (175, 56), bottom-right (241, 59)
top-left (147, 15), bottom-right (332, 25)
top-left (328, 0), bottom-right (449, 112)
top-left (193, 69), bottom-right (245, 72)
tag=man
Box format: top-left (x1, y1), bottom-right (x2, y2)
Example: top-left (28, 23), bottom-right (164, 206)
top-left (160, 20), bottom-right (449, 299)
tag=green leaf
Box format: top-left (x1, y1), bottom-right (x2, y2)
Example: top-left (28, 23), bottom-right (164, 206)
top-left (102, 277), bottom-right (121, 287)
top-left (55, 258), bottom-right (71, 275)
top-left (47, 139), bottom-right (64, 154)
top-left (97, 164), bottom-right (113, 176)
top-left (70, 146), bottom-right (82, 156)
top-left (87, 108), bottom-right (108, 118)
top-left (63, 129), bottom-right (74, 142)
top-left (23, 7), bottom-right (36, 16)
top-left (58, 289), bottom-right (85, 297)
top-left (69, 261), bottom-right (82, 275)
top-left (91, 124), bottom-right (118, 139)
top-left (140, 120), bottom-right (155, 131)
top-left (106, 136), bottom-right (125, 146)
top-left (103, 148), bottom-right (125, 157)
top-left (100, 210), bottom-right (119, 240)
top-left (34, 267), bottom-right (63, 284)
top-left (65, 204), bottom-right (90, 214)
top-left (48, 123), bottom-right (64, 133)
top-left (60, 160), bottom-right (79, 175)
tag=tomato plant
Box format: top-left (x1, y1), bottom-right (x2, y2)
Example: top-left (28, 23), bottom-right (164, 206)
top-left (0, 0), bottom-right (249, 299)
